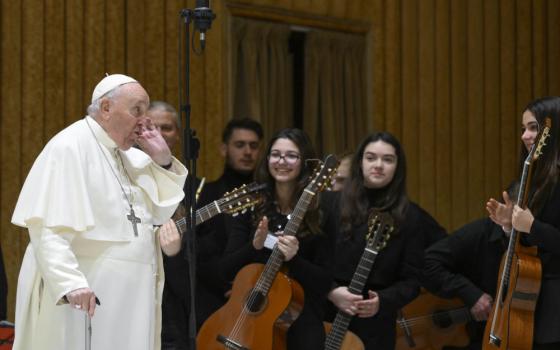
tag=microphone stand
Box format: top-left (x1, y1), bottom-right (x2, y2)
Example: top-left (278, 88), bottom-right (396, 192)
top-left (178, 4), bottom-right (214, 349)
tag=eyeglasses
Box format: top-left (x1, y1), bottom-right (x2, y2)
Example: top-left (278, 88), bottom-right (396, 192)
top-left (268, 151), bottom-right (301, 164)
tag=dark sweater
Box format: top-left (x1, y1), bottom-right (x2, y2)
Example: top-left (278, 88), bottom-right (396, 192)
top-left (422, 217), bottom-right (507, 346)
top-left (220, 189), bottom-right (335, 350)
top-left (524, 184), bottom-right (560, 344)
top-left (161, 166), bottom-right (253, 349)
top-left (324, 191), bottom-right (445, 350)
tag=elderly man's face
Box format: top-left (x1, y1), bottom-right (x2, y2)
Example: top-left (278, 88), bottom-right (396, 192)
top-left (148, 109), bottom-right (180, 149)
top-left (102, 83), bottom-right (150, 150)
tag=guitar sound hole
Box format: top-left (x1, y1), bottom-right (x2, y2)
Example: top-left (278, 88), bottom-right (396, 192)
top-left (245, 290), bottom-right (267, 313)
top-left (432, 310), bottom-right (453, 329)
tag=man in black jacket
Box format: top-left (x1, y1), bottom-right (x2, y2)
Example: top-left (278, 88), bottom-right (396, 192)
top-left (160, 117), bottom-right (263, 350)
top-left (195, 118), bottom-right (263, 329)
top-left (422, 218), bottom-right (508, 350)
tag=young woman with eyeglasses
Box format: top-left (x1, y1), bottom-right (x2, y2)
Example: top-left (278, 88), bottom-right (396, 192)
top-left (204, 128), bottom-right (335, 349)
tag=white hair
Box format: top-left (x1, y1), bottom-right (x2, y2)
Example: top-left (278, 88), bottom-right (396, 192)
top-left (86, 86), bottom-right (123, 117)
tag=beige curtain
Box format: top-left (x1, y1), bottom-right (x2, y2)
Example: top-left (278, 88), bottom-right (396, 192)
top-left (232, 18), bottom-right (293, 140)
top-left (303, 30), bottom-right (367, 156)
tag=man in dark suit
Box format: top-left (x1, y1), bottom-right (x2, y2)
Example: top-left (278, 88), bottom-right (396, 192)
top-left (159, 117), bottom-right (263, 350)
top-left (195, 118), bottom-right (263, 329)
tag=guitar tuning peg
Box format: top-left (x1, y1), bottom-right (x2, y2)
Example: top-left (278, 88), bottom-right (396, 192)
top-left (232, 213), bottom-right (239, 217)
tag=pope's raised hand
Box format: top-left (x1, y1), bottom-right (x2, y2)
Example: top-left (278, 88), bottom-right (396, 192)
top-left (137, 118), bottom-right (173, 167)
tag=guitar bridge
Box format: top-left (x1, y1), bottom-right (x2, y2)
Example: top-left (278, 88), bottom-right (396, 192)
top-left (489, 334), bottom-right (501, 347)
top-left (216, 334), bottom-right (250, 350)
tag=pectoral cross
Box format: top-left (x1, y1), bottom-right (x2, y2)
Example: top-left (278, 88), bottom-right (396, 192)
top-left (127, 208), bottom-right (141, 236)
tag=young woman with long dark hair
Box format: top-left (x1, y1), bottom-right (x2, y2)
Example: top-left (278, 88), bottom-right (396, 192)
top-left (487, 96), bottom-right (560, 350)
top-left (201, 128), bottom-right (334, 349)
top-left (324, 131), bottom-right (445, 349)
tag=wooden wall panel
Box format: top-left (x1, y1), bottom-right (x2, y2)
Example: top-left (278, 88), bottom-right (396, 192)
top-left (65, 0), bottom-right (85, 124)
top-left (45, 0), bottom-right (66, 139)
top-left (84, 0), bottom-right (106, 107)
top-left (370, 0), bottom-right (385, 132)
top-left (500, 0), bottom-right (518, 187)
top-left (0, 0), bottom-right (23, 325)
top-left (466, 0), bottom-right (484, 218)
top-left (106, 0), bottom-right (126, 74)
top-left (450, 0), bottom-right (468, 227)
top-left (548, 0), bottom-right (560, 94)
top-left (2, 0), bottom-right (560, 321)
top-left (21, 0), bottom-right (45, 172)
top-left (483, 0), bottom-right (501, 201)
top-left (144, 0), bottom-right (166, 100)
top-left (402, 0), bottom-right (420, 200)
top-left (533, 0), bottom-right (547, 97)
top-left (418, 0), bottom-right (436, 214)
top-left (434, 0), bottom-right (452, 229)
top-left (384, 0), bottom-right (401, 137)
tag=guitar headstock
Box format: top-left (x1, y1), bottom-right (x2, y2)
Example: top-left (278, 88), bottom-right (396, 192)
top-left (305, 154), bottom-right (340, 194)
top-left (365, 211), bottom-right (394, 252)
top-left (532, 116), bottom-right (551, 161)
top-left (220, 182), bottom-right (266, 216)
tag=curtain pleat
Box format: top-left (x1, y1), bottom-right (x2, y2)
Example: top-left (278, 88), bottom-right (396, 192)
top-left (303, 30), bottom-right (367, 156)
top-left (231, 18), bottom-right (293, 140)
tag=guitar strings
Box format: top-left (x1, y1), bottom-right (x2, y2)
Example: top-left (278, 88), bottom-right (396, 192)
top-left (396, 308), bottom-right (471, 328)
top-left (175, 184), bottom-right (257, 233)
top-left (226, 190), bottom-right (311, 343)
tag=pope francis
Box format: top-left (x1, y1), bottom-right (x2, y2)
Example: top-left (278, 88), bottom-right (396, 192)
top-left (11, 74), bottom-right (187, 350)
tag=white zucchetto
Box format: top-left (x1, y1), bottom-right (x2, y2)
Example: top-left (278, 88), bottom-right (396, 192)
top-left (91, 73), bottom-right (137, 103)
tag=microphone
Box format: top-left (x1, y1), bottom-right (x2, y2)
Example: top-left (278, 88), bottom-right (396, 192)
top-left (193, 0), bottom-right (216, 50)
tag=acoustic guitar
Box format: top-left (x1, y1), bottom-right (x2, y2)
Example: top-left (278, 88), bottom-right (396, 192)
top-left (324, 210), bottom-right (394, 350)
top-left (483, 118), bottom-right (550, 350)
top-left (396, 291), bottom-right (471, 350)
top-left (197, 155), bottom-right (339, 350)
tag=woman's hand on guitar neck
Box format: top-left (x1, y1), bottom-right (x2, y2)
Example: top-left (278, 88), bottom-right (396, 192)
top-left (486, 190), bottom-right (514, 231)
top-left (355, 290), bottom-right (380, 318)
top-left (328, 286), bottom-right (364, 316)
top-left (277, 234), bottom-right (299, 261)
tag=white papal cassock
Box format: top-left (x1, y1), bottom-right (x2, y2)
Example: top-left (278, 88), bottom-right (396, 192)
top-left (11, 116), bottom-right (187, 350)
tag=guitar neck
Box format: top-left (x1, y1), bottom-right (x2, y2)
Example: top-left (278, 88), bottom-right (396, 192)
top-left (501, 156), bottom-right (531, 292)
top-left (325, 312), bottom-right (354, 350)
top-left (325, 245), bottom-right (379, 349)
top-left (173, 200), bottom-right (223, 235)
top-left (255, 190), bottom-right (315, 293)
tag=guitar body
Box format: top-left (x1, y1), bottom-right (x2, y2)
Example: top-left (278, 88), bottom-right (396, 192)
top-left (396, 291), bottom-right (470, 350)
top-left (482, 246), bottom-right (541, 350)
top-left (323, 322), bottom-right (365, 350)
top-left (197, 263), bottom-right (304, 350)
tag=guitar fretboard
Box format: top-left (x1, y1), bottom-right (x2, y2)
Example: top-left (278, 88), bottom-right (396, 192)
top-left (174, 196), bottom-right (233, 234)
top-left (325, 246), bottom-right (378, 350)
top-left (253, 190), bottom-right (314, 294)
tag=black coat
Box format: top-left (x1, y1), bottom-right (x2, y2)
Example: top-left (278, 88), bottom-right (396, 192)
top-left (524, 184), bottom-right (560, 344)
top-left (324, 191), bottom-right (443, 350)
top-left (219, 189), bottom-right (335, 350)
top-left (422, 217), bottom-right (507, 347)
top-left (161, 167), bottom-right (252, 350)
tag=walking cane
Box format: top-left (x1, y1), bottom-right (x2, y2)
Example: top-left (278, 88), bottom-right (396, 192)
top-left (85, 297), bottom-right (100, 350)
top-left (85, 314), bottom-right (92, 350)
